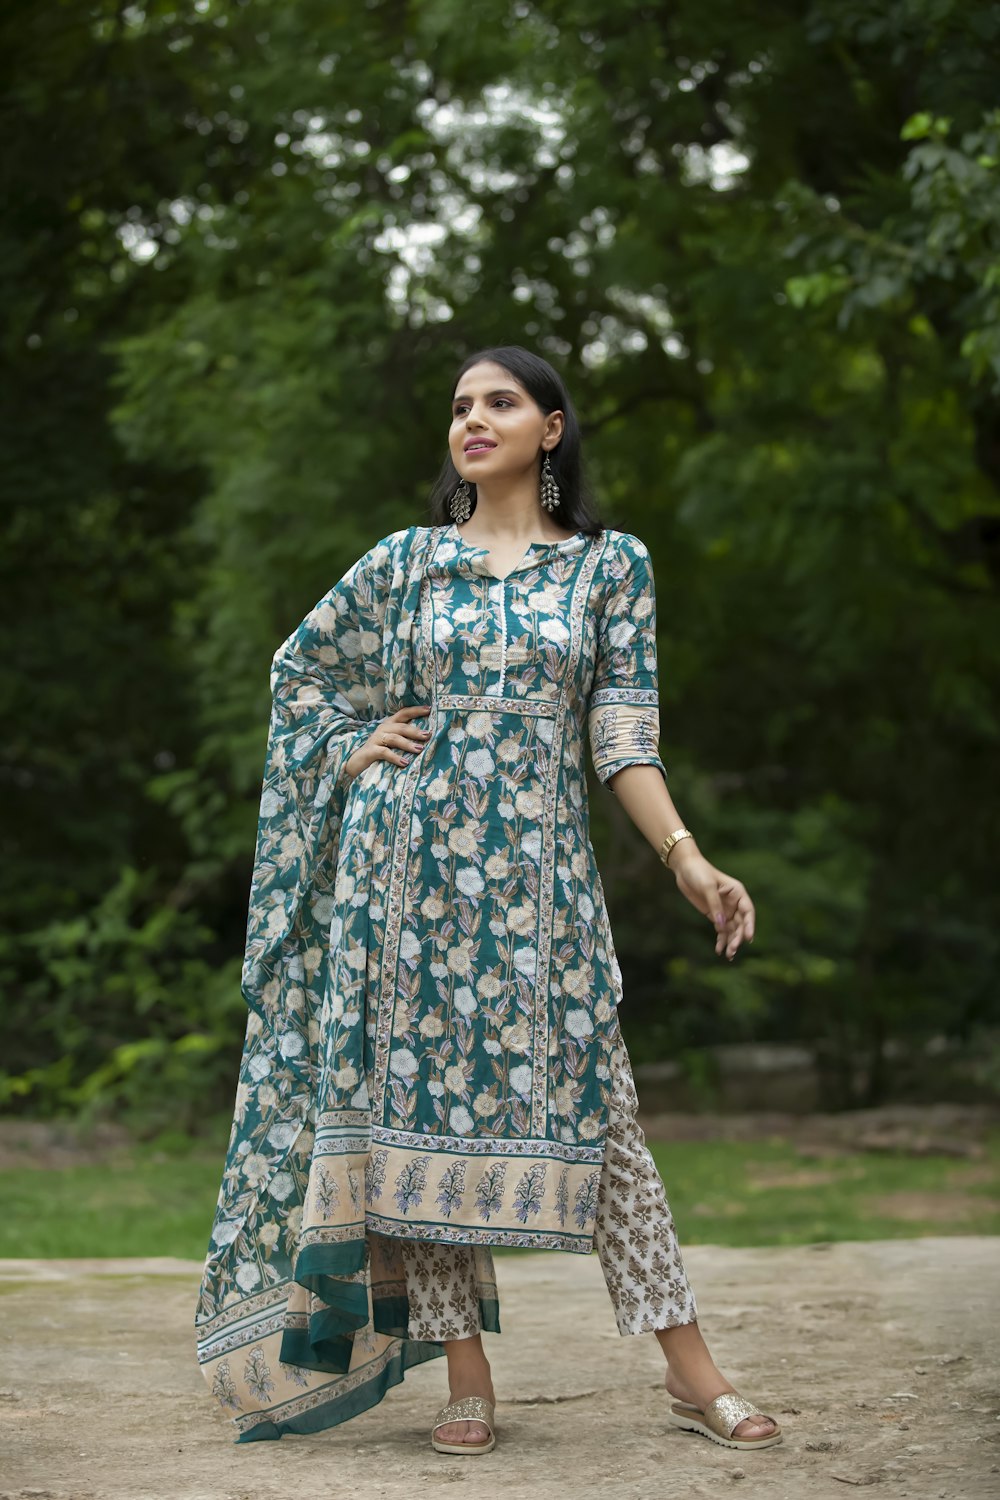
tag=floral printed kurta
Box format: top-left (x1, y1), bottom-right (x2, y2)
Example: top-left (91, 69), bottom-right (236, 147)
top-left (196, 520), bottom-right (669, 1441)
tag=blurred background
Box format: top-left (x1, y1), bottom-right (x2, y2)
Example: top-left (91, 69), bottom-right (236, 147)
top-left (2, 0), bottom-right (998, 1256)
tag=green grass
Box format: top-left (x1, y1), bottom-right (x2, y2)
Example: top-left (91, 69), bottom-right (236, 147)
top-left (647, 1135), bottom-right (1000, 1246)
top-left (0, 1130), bottom-right (996, 1260)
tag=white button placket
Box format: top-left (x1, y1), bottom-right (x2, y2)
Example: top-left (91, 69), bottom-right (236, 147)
top-left (493, 578), bottom-right (508, 695)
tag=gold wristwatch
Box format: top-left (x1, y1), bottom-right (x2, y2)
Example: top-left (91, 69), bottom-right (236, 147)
top-left (658, 827), bottom-right (693, 868)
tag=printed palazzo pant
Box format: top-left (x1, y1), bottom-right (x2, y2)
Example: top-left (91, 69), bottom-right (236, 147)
top-left (382, 1024), bottom-right (698, 1342)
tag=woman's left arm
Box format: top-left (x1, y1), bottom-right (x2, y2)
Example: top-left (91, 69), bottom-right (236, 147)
top-left (606, 763), bottom-right (756, 961)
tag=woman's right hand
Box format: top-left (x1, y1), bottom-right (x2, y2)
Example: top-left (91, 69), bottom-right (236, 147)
top-left (344, 704), bottom-right (432, 782)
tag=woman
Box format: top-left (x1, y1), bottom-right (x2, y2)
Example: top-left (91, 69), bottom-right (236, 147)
top-left (195, 345), bottom-right (781, 1457)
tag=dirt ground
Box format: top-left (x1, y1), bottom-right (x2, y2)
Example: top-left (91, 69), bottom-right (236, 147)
top-left (0, 1239), bottom-right (997, 1500)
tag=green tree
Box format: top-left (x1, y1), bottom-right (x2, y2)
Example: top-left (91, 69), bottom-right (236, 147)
top-left (3, 0), bottom-right (997, 1120)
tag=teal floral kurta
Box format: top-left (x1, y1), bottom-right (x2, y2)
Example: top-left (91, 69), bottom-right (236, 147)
top-left (196, 520), bottom-right (669, 1441)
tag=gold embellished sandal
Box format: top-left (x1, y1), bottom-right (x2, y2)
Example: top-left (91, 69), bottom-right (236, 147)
top-left (667, 1391), bottom-right (782, 1450)
top-left (430, 1395), bottom-right (497, 1455)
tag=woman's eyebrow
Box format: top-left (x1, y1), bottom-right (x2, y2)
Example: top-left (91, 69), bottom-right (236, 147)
top-left (451, 388), bottom-right (521, 406)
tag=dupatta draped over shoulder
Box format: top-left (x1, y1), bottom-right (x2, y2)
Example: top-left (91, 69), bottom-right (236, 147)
top-left (195, 522), bottom-right (669, 1440)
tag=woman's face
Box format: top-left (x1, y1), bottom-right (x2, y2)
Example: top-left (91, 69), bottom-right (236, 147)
top-left (448, 360), bottom-right (564, 487)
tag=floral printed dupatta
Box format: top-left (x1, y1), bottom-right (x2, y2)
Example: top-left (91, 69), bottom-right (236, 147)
top-left (195, 524), bottom-right (470, 1442)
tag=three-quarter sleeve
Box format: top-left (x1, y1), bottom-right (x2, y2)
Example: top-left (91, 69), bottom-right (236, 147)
top-left (587, 536), bottom-right (669, 792)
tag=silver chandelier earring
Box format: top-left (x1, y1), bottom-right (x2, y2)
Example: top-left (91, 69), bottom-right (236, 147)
top-left (449, 477), bottom-right (473, 523)
top-left (540, 451), bottom-right (561, 512)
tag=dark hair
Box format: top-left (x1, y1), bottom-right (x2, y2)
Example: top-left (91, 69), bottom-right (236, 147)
top-left (426, 345), bottom-right (604, 535)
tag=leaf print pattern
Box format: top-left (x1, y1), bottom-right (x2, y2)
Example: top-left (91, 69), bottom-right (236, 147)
top-left (573, 1171), bottom-right (600, 1231)
top-left (513, 1162), bottom-right (547, 1223)
top-left (436, 1159), bottom-right (467, 1217)
top-left (211, 1360), bottom-right (242, 1412)
top-left (314, 1167), bottom-right (339, 1220)
top-left (393, 1154), bottom-right (431, 1213)
top-left (282, 1360), bottom-right (310, 1388)
top-left (555, 1165), bottom-right (570, 1228)
top-left (474, 1162), bottom-right (508, 1222)
top-left (243, 1347), bottom-right (275, 1404)
top-left (365, 1148), bottom-right (388, 1205)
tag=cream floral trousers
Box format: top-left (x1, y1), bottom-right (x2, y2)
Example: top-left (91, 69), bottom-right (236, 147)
top-left (390, 1024), bottom-right (698, 1341)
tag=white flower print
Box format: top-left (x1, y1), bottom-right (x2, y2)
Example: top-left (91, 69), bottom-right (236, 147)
top-left (526, 586), bottom-right (562, 612)
top-left (554, 1084), bottom-right (576, 1116)
top-left (390, 1048), bottom-right (418, 1079)
top-left (509, 1064), bottom-right (532, 1097)
top-left (565, 1008), bottom-right (594, 1041)
top-left (464, 747), bottom-right (496, 778)
top-left (608, 618), bottom-right (636, 650)
top-left (447, 940), bottom-right (475, 977)
top-left (521, 830), bottom-right (541, 863)
top-left (501, 1021), bottom-right (530, 1052)
top-left (539, 617), bottom-right (570, 645)
top-left (259, 788), bottom-right (283, 817)
top-left (310, 894), bottom-right (334, 925)
top-left (514, 788), bottom-right (543, 820)
top-left (455, 866), bottom-right (485, 898)
top-left (242, 1152), bottom-right (271, 1188)
top-left (447, 824), bottom-right (479, 858)
top-left (444, 1064), bottom-right (469, 1094)
top-left (512, 946), bottom-right (537, 978)
top-left (235, 1261), bottom-right (262, 1292)
top-left (211, 1219), bottom-right (241, 1247)
top-left (453, 986), bottom-right (477, 1016)
top-left (399, 930), bottom-right (421, 962)
top-left (269, 1171), bottom-right (295, 1202)
top-left (278, 1031), bottom-right (304, 1059)
top-left (562, 966), bottom-right (593, 1001)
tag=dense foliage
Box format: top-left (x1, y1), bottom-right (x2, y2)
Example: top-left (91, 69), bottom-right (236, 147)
top-left (3, 0), bottom-right (998, 1128)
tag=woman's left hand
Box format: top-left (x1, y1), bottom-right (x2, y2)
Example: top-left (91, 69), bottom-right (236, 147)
top-left (668, 847), bottom-right (756, 960)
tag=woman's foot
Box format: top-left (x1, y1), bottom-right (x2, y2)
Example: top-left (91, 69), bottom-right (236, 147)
top-left (436, 1335), bottom-right (496, 1446)
top-left (664, 1369), bottom-right (778, 1441)
top-left (654, 1321), bottom-right (779, 1443)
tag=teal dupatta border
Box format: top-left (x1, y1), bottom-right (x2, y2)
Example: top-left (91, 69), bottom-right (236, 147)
top-left (233, 1238), bottom-right (501, 1443)
top-left (237, 1339), bottom-right (442, 1444)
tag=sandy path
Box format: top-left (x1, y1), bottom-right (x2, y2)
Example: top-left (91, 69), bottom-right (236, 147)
top-left (0, 1238), bottom-right (997, 1500)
